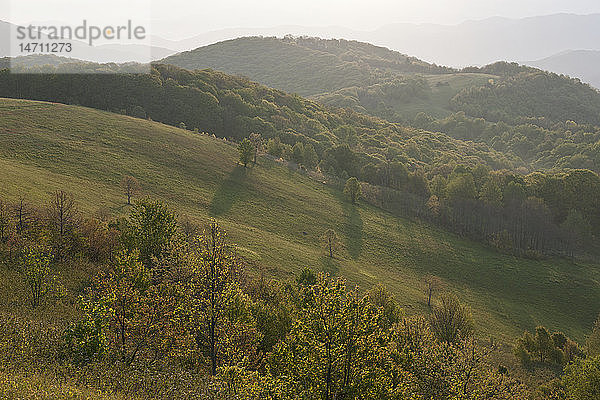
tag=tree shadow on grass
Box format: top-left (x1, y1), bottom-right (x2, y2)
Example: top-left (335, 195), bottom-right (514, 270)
top-left (338, 193), bottom-right (364, 260)
top-left (320, 255), bottom-right (340, 276)
top-left (209, 165), bottom-right (250, 217)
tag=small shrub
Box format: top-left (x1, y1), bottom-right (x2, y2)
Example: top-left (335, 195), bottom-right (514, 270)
top-left (19, 245), bottom-right (57, 308)
top-left (63, 297), bottom-right (108, 365)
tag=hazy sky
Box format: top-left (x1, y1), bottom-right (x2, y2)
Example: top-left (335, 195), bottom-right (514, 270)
top-left (158, 0), bottom-right (600, 29)
top-left (4, 0), bottom-right (600, 38)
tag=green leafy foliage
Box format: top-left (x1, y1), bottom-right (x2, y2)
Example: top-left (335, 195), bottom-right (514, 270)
top-left (428, 293), bottom-right (474, 345)
top-left (122, 199), bottom-right (178, 268)
top-left (562, 355), bottom-right (600, 400)
top-left (161, 36), bottom-right (452, 97)
top-left (514, 326), bottom-right (583, 369)
top-left (451, 69), bottom-right (600, 126)
top-left (343, 177), bottom-right (362, 204)
top-left (238, 138), bottom-right (254, 168)
top-left (19, 245), bottom-right (56, 308)
top-left (63, 296), bottom-right (108, 365)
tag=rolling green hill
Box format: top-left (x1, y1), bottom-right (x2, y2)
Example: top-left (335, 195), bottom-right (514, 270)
top-left (313, 72), bottom-right (495, 122)
top-left (161, 37), bottom-right (600, 123)
top-left (451, 69), bottom-right (600, 125)
top-left (160, 36), bottom-right (452, 96)
top-left (159, 38), bottom-right (600, 172)
top-left (0, 65), bottom-right (518, 174)
top-left (1, 98), bottom-right (599, 343)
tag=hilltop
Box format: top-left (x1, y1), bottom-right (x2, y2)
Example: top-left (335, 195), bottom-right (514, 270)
top-left (160, 36), bottom-right (452, 96)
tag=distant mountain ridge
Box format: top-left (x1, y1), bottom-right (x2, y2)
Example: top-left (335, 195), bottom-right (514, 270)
top-left (152, 13), bottom-right (600, 69)
top-left (363, 13), bottom-right (600, 67)
top-left (0, 20), bottom-right (177, 63)
top-left (524, 49), bottom-right (600, 89)
top-left (6, 14), bottom-right (600, 85)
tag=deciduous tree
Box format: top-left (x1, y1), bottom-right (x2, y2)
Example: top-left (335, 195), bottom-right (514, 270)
top-left (423, 274), bottom-right (443, 308)
top-left (248, 132), bottom-right (263, 164)
top-left (46, 190), bottom-right (78, 261)
top-left (238, 138), bottom-right (254, 168)
top-left (344, 177), bottom-right (362, 204)
top-left (429, 293), bottom-right (474, 345)
top-left (98, 250), bottom-right (175, 365)
top-left (20, 245), bottom-right (55, 308)
top-left (121, 175), bottom-right (141, 205)
top-left (124, 199), bottom-right (178, 268)
top-left (322, 229), bottom-right (341, 258)
top-left (270, 274), bottom-right (389, 399)
top-left (187, 221), bottom-right (259, 375)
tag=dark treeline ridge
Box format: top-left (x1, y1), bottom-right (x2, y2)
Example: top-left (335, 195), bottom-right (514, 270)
top-left (1, 193), bottom-right (599, 399)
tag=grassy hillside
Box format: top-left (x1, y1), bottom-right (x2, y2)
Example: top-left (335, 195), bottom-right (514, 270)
top-left (0, 65), bottom-right (518, 174)
top-left (313, 73), bottom-right (495, 122)
top-left (1, 98), bottom-right (599, 343)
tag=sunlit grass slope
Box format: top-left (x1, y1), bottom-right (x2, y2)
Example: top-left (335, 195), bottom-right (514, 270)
top-left (1, 98), bottom-right (599, 342)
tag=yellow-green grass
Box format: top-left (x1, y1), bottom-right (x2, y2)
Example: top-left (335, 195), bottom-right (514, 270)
top-left (1, 98), bottom-right (599, 343)
top-left (0, 369), bottom-right (130, 400)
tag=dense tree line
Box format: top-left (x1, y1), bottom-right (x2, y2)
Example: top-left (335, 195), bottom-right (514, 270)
top-left (161, 36), bottom-right (452, 97)
top-left (451, 68), bottom-right (600, 126)
top-left (414, 110), bottom-right (600, 173)
top-left (360, 166), bottom-right (600, 258)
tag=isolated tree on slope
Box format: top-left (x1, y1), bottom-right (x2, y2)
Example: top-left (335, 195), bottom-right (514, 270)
top-left (248, 132), bottom-right (263, 164)
top-left (423, 274), bottom-right (444, 308)
top-left (322, 228), bottom-right (341, 258)
top-left (429, 293), bottom-right (474, 345)
top-left (121, 175), bottom-right (141, 205)
top-left (47, 190), bottom-right (78, 261)
top-left (344, 177), bottom-right (362, 204)
top-left (238, 138), bottom-right (254, 168)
